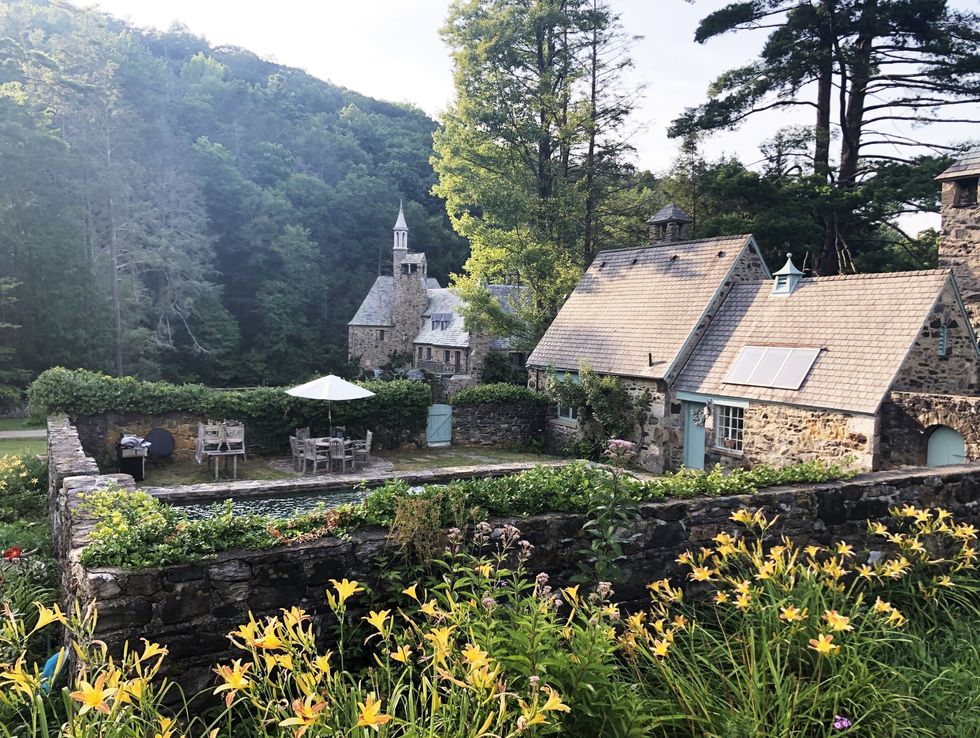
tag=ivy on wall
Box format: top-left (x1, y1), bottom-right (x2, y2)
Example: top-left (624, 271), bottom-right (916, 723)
top-left (28, 368), bottom-right (430, 451)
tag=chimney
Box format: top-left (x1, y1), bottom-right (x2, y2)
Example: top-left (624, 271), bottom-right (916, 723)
top-left (646, 203), bottom-right (692, 245)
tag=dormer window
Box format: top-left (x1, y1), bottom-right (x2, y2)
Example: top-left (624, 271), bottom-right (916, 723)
top-left (430, 312), bottom-right (452, 330)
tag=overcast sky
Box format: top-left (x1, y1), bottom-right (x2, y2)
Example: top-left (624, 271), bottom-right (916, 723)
top-left (91, 0), bottom-right (978, 229)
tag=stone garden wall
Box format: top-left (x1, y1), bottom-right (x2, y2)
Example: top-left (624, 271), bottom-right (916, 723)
top-left (73, 411), bottom-right (206, 463)
top-left (880, 392), bottom-right (980, 468)
top-left (51, 452), bottom-right (980, 694)
top-left (452, 402), bottom-right (546, 448)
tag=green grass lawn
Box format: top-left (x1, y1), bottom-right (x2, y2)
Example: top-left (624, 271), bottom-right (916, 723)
top-left (376, 446), bottom-right (558, 472)
top-left (0, 438), bottom-right (46, 457)
top-left (0, 417), bottom-right (44, 432)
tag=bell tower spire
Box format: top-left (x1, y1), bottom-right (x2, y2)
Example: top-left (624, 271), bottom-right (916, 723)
top-left (393, 200), bottom-right (408, 251)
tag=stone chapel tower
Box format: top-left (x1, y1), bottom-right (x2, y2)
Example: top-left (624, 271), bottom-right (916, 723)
top-left (391, 202), bottom-right (427, 356)
top-left (938, 146), bottom-right (980, 331)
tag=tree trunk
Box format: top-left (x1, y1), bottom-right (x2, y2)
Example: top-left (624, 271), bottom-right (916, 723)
top-left (582, 17), bottom-right (599, 266)
top-left (837, 2), bottom-right (875, 188)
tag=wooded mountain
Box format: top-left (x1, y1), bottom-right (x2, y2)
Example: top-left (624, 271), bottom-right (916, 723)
top-left (0, 0), bottom-right (467, 387)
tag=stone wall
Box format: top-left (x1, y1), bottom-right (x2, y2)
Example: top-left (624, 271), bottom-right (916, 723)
top-left (54, 460), bottom-right (980, 693)
top-left (880, 392), bottom-right (980, 468)
top-left (348, 325), bottom-right (393, 371)
top-left (939, 179), bottom-right (980, 329)
top-left (452, 402), bottom-right (546, 448)
top-left (891, 280), bottom-right (978, 396)
top-left (705, 404), bottom-right (877, 472)
top-left (73, 411), bottom-right (208, 463)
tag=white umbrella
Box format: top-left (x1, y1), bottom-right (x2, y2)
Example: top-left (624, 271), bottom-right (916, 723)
top-left (286, 375), bottom-right (376, 428)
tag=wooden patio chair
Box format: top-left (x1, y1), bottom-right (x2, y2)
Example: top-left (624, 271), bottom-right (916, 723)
top-left (353, 430), bottom-right (373, 468)
top-left (303, 437), bottom-right (329, 475)
top-left (328, 438), bottom-right (355, 473)
top-left (224, 422), bottom-right (246, 459)
top-left (289, 435), bottom-right (306, 471)
top-left (296, 427), bottom-right (310, 441)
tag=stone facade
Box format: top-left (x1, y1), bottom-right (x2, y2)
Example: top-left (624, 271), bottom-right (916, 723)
top-left (939, 176), bottom-right (980, 329)
top-left (880, 392), bottom-right (980, 468)
top-left (73, 411), bottom-right (207, 463)
top-left (451, 402), bottom-right (546, 448)
top-left (724, 404), bottom-right (875, 471)
top-left (891, 281), bottom-right (978, 395)
top-left (53, 454), bottom-right (980, 693)
top-left (348, 325), bottom-right (394, 371)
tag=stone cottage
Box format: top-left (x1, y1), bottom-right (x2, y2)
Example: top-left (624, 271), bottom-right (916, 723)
top-left (348, 204), bottom-right (525, 383)
top-left (527, 150), bottom-right (980, 473)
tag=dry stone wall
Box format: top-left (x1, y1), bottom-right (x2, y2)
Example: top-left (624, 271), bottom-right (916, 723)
top-left (52, 452), bottom-right (980, 694)
top-left (452, 402), bottom-right (546, 448)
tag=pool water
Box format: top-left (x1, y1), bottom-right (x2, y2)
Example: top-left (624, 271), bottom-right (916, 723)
top-left (175, 487), bottom-right (366, 520)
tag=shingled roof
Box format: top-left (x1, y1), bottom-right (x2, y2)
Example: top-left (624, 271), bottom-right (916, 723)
top-left (674, 270), bottom-right (956, 415)
top-left (937, 145), bottom-right (980, 180)
top-left (348, 276), bottom-right (394, 326)
top-left (527, 235), bottom-right (759, 379)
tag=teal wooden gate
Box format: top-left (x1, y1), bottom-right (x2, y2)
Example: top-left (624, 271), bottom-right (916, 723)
top-left (927, 426), bottom-right (965, 466)
top-left (426, 404), bottom-right (452, 447)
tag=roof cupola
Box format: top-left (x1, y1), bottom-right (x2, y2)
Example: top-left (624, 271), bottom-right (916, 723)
top-left (772, 253), bottom-right (803, 295)
top-left (647, 203), bottom-right (692, 244)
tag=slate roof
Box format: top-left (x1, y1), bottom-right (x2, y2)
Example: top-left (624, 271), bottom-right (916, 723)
top-left (348, 276), bottom-right (394, 326)
top-left (647, 204), bottom-right (692, 224)
top-left (527, 235), bottom-right (756, 378)
top-left (416, 289), bottom-right (470, 348)
top-left (937, 145), bottom-right (980, 180)
top-left (674, 270), bottom-right (954, 415)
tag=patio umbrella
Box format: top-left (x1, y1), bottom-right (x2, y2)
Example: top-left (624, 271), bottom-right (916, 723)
top-left (285, 375), bottom-right (375, 428)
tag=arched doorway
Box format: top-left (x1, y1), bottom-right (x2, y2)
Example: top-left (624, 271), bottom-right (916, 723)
top-left (926, 426), bottom-right (966, 466)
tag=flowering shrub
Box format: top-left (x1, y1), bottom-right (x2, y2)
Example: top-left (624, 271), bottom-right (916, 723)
top-left (0, 506), bottom-right (979, 736)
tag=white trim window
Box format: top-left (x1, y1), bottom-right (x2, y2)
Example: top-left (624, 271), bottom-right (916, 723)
top-left (714, 404), bottom-right (744, 453)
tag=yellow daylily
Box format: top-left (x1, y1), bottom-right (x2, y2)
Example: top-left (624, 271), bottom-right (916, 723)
top-left (280, 695), bottom-right (328, 738)
top-left (651, 638), bottom-right (670, 658)
top-left (356, 692), bottom-right (392, 731)
top-left (363, 609), bottom-right (391, 637)
top-left (421, 599), bottom-right (441, 618)
top-left (390, 644), bottom-right (412, 664)
top-left (70, 672), bottom-right (117, 715)
top-left (462, 643), bottom-right (490, 670)
top-left (540, 686), bottom-right (571, 713)
top-left (402, 583), bottom-right (420, 602)
top-left (154, 716), bottom-right (178, 738)
top-left (779, 605), bottom-right (807, 623)
top-left (822, 610), bottom-right (853, 632)
top-left (313, 652), bottom-right (333, 674)
top-left (808, 633), bottom-right (840, 656)
top-left (213, 660), bottom-right (252, 706)
top-left (425, 626), bottom-right (454, 660)
top-left (475, 563), bottom-right (493, 578)
top-left (0, 658), bottom-right (41, 699)
top-left (30, 603), bottom-right (66, 634)
top-left (250, 622), bottom-right (283, 650)
top-left (328, 578), bottom-right (364, 608)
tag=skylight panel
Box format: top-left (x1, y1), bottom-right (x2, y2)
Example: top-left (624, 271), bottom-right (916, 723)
top-left (724, 346), bottom-right (820, 390)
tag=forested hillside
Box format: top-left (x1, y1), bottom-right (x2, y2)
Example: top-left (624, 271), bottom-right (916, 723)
top-left (0, 0), bottom-right (466, 389)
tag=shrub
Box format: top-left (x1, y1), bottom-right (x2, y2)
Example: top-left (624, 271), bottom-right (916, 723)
top-left (449, 382), bottom-right (548, 406)
top-left (480, 350), bottom-right (529, 385)
top-left (27, 367), bottom-right (430, 451)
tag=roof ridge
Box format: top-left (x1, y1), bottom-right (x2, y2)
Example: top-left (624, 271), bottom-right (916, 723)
top-left (729, 269), bottom-right (951, 287)
top-left (594, 234), bottom-right (751, 258)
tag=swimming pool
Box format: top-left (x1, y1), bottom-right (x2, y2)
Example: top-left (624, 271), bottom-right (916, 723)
top-left (174, 487), bottom-right (366, 519)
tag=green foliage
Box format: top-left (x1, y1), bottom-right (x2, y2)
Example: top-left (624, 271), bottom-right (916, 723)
top-left (435, 1), bottom-right (641, 343)
top-left (27, 367), bottom-right (430, 451)
top-left (450, 383), bottom-right (547, 407)
top-left (479, 351), bottom-right (529, 386)
top-left (0, 0), bottom-right (467, 385)
top-left (547, 366), bottom-right (649, 459)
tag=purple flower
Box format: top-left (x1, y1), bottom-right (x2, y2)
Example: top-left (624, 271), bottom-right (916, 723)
top-left (833, 715), bottom-right (852, 730)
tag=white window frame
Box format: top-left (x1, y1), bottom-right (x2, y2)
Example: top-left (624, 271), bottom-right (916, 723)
top-left (714, 403), bottom-right (744, 454)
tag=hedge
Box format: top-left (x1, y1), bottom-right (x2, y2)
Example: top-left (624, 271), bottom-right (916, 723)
top-left (449, 382), bottom-right (548, 406)
top-left (28, 368), bottom-right (430, 452)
